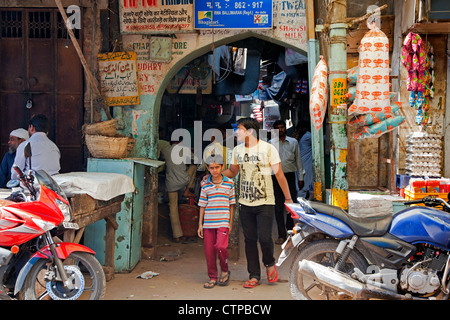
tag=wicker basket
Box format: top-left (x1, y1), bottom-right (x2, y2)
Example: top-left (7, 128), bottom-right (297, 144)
top-left (123, 137), bottom-right (136, 158)
top-left (85, 134), bottom-right (130, 159)
top-left (83, 120), bottom-right (117, 137)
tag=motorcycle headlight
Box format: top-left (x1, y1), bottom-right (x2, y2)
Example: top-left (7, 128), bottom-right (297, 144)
top-left (56, 199), bottom-right (73, 222)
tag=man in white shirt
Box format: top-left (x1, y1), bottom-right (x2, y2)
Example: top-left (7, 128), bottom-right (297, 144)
top-left (270, 119), bottom-right (303, 244)
top-left (11, 114), bottom-right (61, 179)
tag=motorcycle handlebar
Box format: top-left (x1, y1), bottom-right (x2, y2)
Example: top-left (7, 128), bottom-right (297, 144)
top-left (12, 165), bottom-right (37, 199)
top-left (404, 199), bottom-right (426, 205)
top-left (12, 165), bottom-right (24, 178)
top-left (404, 196), bottom-right (450, 211)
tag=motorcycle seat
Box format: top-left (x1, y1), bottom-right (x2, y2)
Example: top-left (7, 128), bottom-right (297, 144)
top-left (308, 201), bottom-right (394, 237)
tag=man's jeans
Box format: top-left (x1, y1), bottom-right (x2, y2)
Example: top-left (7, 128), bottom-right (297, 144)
top-left (273, 171), bottom-right (296, 239)
top-left (239, 204), bottom-right (275, 281)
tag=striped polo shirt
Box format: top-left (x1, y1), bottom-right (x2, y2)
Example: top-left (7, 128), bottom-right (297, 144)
top-left (198, 174), bottom-right (236, 229)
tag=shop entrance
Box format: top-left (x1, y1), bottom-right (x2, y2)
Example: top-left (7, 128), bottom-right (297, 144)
top-left (156, 36), bottom-right (314, 242)
top-left (159, 37), bottom-right (311, 152)
top-left (0, 8), bottom-right (84, 173)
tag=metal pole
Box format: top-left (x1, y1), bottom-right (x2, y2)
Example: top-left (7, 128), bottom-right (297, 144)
top-left (328, 0), bottom-right (348, 210)
top-left (306, 0), bottom-right (326, 202)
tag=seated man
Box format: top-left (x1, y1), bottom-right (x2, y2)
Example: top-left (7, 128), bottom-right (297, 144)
top-left (11, 114), bottom-right (60, 180)
top-left (0, 128), bottom-right (29, 187)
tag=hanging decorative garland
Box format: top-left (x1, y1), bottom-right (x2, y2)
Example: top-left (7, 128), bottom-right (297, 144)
top-left (401, 32), bottom-right (435, 129)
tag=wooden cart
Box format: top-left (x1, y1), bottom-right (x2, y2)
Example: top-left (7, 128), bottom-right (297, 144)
top-left (64, 193), bottom-right (124, 281)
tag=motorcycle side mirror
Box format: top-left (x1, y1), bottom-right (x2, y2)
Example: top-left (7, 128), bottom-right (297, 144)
top-left (24, 142), bottom-right (32, 172)
top-left (6, 179), bottom-right (20, 188)
top-left (24, 142), bottom-right (32, 158)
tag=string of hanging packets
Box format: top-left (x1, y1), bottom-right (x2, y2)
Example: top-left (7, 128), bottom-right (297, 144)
top-left (401, 32), bottom-right (435, 129)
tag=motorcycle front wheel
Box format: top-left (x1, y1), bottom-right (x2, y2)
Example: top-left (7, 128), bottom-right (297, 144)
top-left (20, 252), bottom-right (106, 300)
top-left (289, 239), bottom-right (369, 300)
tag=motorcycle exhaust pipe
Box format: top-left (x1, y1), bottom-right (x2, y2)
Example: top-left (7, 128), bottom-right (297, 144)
top-left (298, 259), bottom-right (419, 300)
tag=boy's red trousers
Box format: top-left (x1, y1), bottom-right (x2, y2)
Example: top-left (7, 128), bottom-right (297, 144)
top-left (203, 227), bottom-right (229, 281)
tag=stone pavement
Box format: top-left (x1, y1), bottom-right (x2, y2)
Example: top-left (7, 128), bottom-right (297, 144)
top-left (103, 229), bottom-right (295, 300)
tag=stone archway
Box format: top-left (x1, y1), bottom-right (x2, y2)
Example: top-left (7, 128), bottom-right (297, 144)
top-left (149, 31), bottom-right (308, 159)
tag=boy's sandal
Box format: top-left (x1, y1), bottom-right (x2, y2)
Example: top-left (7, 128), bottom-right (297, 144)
top-left (266, 265), bottom-right (279, 283)
top-left (218, 271), bottom-right (230, 286)
top-left (203, 280), bottom-right (217, 289)
top-left (243, 279), bottom-right (259, 288)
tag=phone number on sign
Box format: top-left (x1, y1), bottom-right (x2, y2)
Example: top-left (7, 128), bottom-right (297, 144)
top-left (235, 1), bottom-right (264, 9)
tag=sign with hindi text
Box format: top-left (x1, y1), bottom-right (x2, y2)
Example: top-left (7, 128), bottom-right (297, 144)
top-left (119, 0), bottom-right (194, 34)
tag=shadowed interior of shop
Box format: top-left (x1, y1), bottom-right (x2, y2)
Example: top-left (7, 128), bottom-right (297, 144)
top-left (156, 36), bottom-right (330, 247)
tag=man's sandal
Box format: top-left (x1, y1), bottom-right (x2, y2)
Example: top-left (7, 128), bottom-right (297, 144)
top-left (243, 279), bottom-right (259, 288)
top-left (267, 265), bottom-right (279, 283)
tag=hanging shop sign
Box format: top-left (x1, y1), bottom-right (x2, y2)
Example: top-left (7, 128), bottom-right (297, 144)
top-left (98, 51), bottom-right (140, 106)
top-left (119, 0), bottom-right (194, 34)
top-left (273, 0), bottom-right (307, 47)
top-left (195, 0), bottom-right (272, 29)
top-left (166, 64), bottom-right (212, 94)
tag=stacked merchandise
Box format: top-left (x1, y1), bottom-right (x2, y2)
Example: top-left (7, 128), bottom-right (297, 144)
top-left (403, 177), bottom-right (450, 202)
top-left (401, 32), bottom-right (435, 129)
top-left (347, 65), bottom-right (405, 139)
top-left (295, 78), bottom-right (308, 95)
top-left (83, 119), bottom-right (135, 159)
top-left (347, 24), bottom-right (405, 139)
top-left (405, 132), bottom-right (442, 177)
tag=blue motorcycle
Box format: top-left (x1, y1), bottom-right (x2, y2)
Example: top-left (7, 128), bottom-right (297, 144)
top-left (276, 196), bottom-right (450, 300)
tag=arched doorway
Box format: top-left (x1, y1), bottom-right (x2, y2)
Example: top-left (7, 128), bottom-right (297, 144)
top-left (154, 33), bottom-right (312, 248)
top-left (153, 33), bottom-right (309, 155)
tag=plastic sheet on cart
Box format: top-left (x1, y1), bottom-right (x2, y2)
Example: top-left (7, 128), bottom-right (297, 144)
top-left (53, 172), bottom-right (134, 201)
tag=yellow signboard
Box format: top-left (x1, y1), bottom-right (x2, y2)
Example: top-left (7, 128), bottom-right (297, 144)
top-left (98, 51), bottom-right (140, 106)
top-left (331, 78), bottom-right (347, 107)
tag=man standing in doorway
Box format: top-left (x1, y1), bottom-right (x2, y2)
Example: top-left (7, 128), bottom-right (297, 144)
top-left (270, 120), bottom-right (303, 244)
top-left (221, 117), bottom-right (293, 288)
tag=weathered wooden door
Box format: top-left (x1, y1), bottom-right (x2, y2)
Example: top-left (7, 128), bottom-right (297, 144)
top-left (0, 8), bottom-right (84, 173)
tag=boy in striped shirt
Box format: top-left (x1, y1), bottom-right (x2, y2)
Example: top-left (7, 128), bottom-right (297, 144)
top-left (198, 154), bottom-right (235, 288)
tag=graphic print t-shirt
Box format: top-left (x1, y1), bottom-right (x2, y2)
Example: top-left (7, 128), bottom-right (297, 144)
top-left (231, 140), bottom-right (281, 206)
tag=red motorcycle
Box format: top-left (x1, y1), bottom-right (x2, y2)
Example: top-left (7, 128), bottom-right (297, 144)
top-left (0, 165), bottom-right (105, 300)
